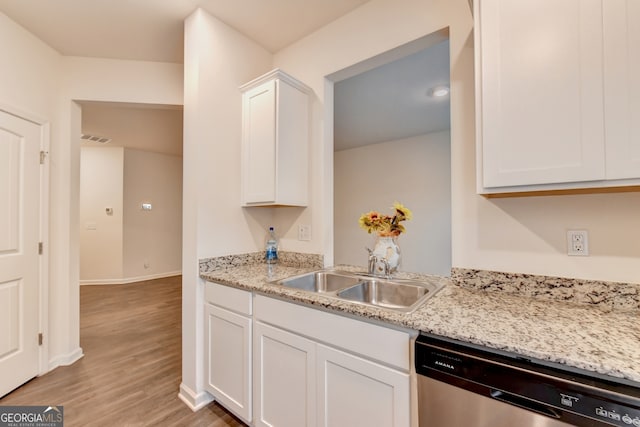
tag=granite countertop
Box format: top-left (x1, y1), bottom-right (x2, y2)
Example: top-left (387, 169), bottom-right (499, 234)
top-left (200, 260), bottom-right (640, 384)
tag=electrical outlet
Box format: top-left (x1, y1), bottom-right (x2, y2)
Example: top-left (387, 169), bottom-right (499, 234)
top-left (298, 224), bottom-right (311, 241)
top-left (567, 230), bottom-right (589, 256)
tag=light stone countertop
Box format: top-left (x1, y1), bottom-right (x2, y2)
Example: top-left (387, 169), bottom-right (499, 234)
top-left (200, 262), bottom-right (640, 384)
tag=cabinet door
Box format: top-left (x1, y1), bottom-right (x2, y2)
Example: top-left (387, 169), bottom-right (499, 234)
top-left (316, 344), bottom-right (410, 427)
top-left (254, 322), bottom-right (316, 427)
top-left (604, 0), bottom-right (640, 179)
top-left (242, 79), bottom-right (276, 204)
top-left (478, 0), bottom-right (605, 189)
top-left (205, 304), bottom-right (252, 423)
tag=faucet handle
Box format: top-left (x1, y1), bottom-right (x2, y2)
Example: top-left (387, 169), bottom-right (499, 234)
top-left (365, 247), bottom-right (373, 255)
top-left (381, 259), bottom-right (392, 279)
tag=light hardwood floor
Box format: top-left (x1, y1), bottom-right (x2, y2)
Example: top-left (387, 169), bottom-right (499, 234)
top-left (0, 276), bottom-right (245, 427)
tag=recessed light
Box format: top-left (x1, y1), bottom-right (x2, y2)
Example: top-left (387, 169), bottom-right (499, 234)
top-left (428, 85), bottom-right (450, 98)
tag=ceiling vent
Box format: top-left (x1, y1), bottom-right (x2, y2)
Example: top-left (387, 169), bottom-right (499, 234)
top-left (81, 134), bottom-right (112, 144)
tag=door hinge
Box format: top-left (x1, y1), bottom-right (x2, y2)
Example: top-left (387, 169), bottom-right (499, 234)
top-left (38, 242), bottom-right (43, 255)
top-left (38, 333), bottom-right (43, 346)
top-left (40, 150), bottom-right (47, 164)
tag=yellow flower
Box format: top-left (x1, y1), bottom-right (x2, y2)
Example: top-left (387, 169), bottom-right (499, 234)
top-left (358, 202), bottom-right (412, 236)
top-left (358, 211), bottom-right (382, 233)
top-left (393, 202), bottom-right (413, 221)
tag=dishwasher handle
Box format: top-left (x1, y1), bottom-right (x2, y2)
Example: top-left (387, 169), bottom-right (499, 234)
top-left (490, 389), bottom-right (562, 419)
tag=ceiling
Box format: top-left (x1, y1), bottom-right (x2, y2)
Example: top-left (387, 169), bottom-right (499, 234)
top-left (334, 39), bottom-right (451, 151)
top-left (80, 102), bottom-right (183, 156)
top-left (0, 0), bottom-right (370, 63)
top-left (1, 0), bottom-right (450, 153)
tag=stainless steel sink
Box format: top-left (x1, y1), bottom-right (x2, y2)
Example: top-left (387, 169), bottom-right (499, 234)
top-left (337, 279), bottom-right (431, 312)
top-left (272, 269), bottom-right (444, 313)
top-left (276, 270), bottom-right (364, 293)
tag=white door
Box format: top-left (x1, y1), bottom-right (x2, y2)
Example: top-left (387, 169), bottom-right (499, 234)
top-left (253, 321), bottom-right (316, 427)
top-left (0, 111), bottom-right (41, 397)
top-left (478, 0), bottom-right (605, 188)
top-left (604, 0), bottom-right (640, 179)
top-left (205, 303), bottom-right (252, 423)
top-left (317, 344), bottom-right (410, 427)
top-left (242, 79), bottom-right (276, 204)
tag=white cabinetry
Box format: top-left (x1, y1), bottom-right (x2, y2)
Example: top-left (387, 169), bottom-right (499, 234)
top-left (240, 69), bottom-right (311, 206)
top-left (204, 282), bottom-right (252, 423)
top-left (253, 294), bottom-right (413, 427)
top-left (317, 344), bottom-right (410, 427)
top-left (476, 0), bottom-right (640, 194)
top-left (603, 0), bottom-right (640, 179)
top-left (254, 321), bottom-right (316, 427)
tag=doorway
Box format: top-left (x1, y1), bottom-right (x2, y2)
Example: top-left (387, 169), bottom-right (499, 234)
top-left (78, 102), bottom-right (183, 285)
top-left (329, 30), bottom-right (453, 276)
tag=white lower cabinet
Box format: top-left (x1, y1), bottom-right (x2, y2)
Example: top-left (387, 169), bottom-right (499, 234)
top-left (317, 344), bottom-right (410, 427)
top-left (204, 282), bottom-right (252, 424)
top-left (253, 294), bottom-right (414, 427)
top-left (204, 285), bottom-right (415, 427)
top-left (254, 321), bottom-right (316, 427)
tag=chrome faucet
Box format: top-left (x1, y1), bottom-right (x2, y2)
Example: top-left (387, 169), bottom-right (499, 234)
top-left (365, 247), bottom-right (392, 279)
top-left (366, 247), bottom-right (376, 275)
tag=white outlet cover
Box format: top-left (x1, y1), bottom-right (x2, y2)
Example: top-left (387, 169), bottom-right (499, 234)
top-left (567, 230), bottom-right (589, 256)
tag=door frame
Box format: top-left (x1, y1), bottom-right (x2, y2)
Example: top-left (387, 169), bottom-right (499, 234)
top-left (0, 103), bottom-right (50, 375)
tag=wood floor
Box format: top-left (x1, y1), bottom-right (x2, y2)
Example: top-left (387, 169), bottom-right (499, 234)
top-left (0, 276), bottom-right (245, 427)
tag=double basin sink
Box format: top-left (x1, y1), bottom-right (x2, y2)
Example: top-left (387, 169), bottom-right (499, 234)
top-left (271, 269), bottom-right (444, 313)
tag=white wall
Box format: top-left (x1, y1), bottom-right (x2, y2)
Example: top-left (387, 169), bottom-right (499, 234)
top-left (79, 147), bottom-right (124, 280)
top-left (0, 13), bottom-right (61, 116)
top-left (181, 8), bottom-right (273, 409)
top-left (63, 57), bottom-right (184, 105)
top-left (123, 148), bottom-right (182, 280)
top-left (334, 131), bottom-right (451, 276)
top-left (79, 147), bottom-right (183, 283)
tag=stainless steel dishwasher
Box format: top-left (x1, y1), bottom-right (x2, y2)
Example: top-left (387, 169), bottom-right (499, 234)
top-left (415, 333), bottom-right (640, 427)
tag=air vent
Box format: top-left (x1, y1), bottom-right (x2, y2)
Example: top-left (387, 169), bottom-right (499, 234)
top-left (81, 134), bottom-right (112, 144)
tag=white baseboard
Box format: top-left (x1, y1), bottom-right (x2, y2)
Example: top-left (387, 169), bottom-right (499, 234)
top-left (80, 271), bottom-right (182, 285)
top-left (47, 347), bottom-right (84, 372)
top-left (178, 383), bottom-right (214, 412)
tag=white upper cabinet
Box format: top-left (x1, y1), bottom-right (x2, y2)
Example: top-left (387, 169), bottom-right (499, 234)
top-left (476, 0), bottom-right (640, 194)
top-left (240, 69), bottom-right (311, 206)
top-left (603, 0), bottom-right (640, 180)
